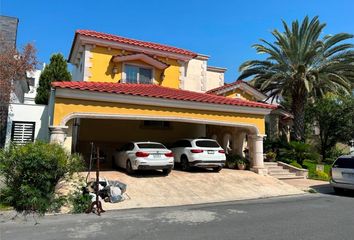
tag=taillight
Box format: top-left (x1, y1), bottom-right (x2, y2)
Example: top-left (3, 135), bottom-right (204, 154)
top-left (190, 149), bottom-right (203, 153)
top-left (218, 149), bottom-right (225, 154)
top-left (329, 168), bottom-right (332, 178)
top-left (165, 152), bottom-right (174, 157)
top-left (136, 151), bottom-right (150, 157)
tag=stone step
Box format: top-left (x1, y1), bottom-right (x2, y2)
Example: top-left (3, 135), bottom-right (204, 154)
top-left (267, 166), bottom-right (284, 170)
top-left (264, 162), bottom-right (279, 166)
top-left (268, 171), bottom-right (294, 175)
top-left (273, 175), bottom-right (305, 180)
top-left (268, 169), bottom-right (292, 174)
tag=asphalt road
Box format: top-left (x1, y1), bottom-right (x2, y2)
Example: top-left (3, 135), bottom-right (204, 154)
top-left (1, 192), bottom-right (354, 240)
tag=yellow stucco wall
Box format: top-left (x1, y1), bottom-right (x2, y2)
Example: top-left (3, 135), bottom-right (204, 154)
top-left (223, 88), bottom-right (256, 101)
top-left (53, 98), bottom-right (266, 134)
top-left (89, 46), bottom-right (180, 88)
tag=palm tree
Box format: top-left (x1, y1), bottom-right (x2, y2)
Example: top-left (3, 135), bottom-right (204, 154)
top-left (238, 16), bottom-right (354, 141)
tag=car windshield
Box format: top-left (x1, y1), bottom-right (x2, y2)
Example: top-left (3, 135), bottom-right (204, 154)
top-left (334, 157), bottom-right (354, 169)
top-left (137, 143), bottom-right (166, 149)
top-left (195, 140), bottom-right (220, 148)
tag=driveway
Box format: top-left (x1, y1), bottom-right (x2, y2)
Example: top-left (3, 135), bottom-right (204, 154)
top-left (77, 169), bottom-right (303, 211)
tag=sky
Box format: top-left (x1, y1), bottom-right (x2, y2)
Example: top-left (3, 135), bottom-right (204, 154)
top-left (1, 0), bottom-right (354, 83)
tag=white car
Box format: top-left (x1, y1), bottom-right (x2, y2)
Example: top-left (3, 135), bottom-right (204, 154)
top-left (171, 139), bottom-right (226, 172)
top-left (330, 155), bottom-right (354, 193)
top-left (114, 142), bottom-right (174, 175)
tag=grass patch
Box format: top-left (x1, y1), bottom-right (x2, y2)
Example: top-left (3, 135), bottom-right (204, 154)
top-left (0, 203), bottom-right (12, 211)
top-left (303, 160), bottom-right (331, 181)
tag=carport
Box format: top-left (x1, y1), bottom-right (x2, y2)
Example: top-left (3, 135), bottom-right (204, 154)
top-left (48, 82), bottom-right (275, 174)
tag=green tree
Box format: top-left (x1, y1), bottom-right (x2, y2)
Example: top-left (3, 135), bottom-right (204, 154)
top-left (35, 53), bottom-right (71, 104)
top-left (306, 95), bottom-right (354, 161)
top-left (238, 16), bottom-right (354, 141)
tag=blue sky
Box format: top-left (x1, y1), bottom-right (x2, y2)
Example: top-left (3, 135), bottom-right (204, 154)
top-left (1, 0), bottom-right (354, 83)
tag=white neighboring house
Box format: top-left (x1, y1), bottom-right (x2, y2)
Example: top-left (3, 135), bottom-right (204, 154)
top-left (5, 68), bottom-right (49, 146)
top-left (24, 67), bottom-right (43, 104)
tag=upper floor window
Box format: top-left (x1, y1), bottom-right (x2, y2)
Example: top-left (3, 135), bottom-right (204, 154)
top-left (125, 64), bottom-right (152, 84)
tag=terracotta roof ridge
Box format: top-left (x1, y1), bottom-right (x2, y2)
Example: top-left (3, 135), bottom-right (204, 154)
top-left (52, 81), bottom-right (276, 109)
top-left (76, 29), bottom-right (197, 56)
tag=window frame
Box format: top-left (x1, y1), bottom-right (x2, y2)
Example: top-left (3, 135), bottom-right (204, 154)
top-left (122, 63), bottom-right (154, 84)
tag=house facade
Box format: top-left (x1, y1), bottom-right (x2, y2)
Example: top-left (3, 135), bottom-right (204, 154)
top-left (206, 80), bottom-right (293, 142)
top-left (49, 30), bottom-right (275, 174)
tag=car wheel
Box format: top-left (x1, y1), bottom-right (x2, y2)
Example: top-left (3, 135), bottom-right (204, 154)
top-left (212, 166), bottom-right (222, 172)
top-left (333, 187), bottom-right (344, 195)
top-left (126, 160), bottom-right (134, 175)
top-left (181, 155), bottom-right (190, 171)
top-left (112, 156), bottom-right (119, 170)
top-left (163, 168), bottom-right (172, 175)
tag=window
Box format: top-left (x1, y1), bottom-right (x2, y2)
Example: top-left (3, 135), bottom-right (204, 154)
top-left (333, 157), bottom-right (354, 169)
top-left (137, 143), bottom-right (166, 149)
top-left (125, 64), bottom-right (152, 84)
top-left (27, 77), bottom-right (35, 87)
top-left (11, 121), bottom-right (35, 144)
top-left (195, 140), bottom-right (220, 148)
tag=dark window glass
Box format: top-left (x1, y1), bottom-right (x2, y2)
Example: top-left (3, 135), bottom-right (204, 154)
top-left (125, 64), bottom-right (152, 84)
top-left (195, 140), bottom-right (220, 148)
top-left (182, 140), bottom-right (192, 147)
top-left (127, 143), bottom-right (135, 151)
top-left (139, 68), bottom-right (152, 84)
top-left (137, 143), bottom-right (166, 149)
top-left (333, 157), bottom-right (354, 169)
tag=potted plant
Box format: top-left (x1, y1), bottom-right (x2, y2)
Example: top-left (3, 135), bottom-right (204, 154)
top-left (237, 158), bottom-right (247, 170)
top-left (266, 151), bottom-right (277, 162)
top-left (226, 154), bottom-right (238, 169)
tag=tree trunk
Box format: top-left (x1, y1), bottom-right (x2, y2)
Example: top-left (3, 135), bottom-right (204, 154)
top-left (0, 104), bottom-right (9, 147)
top-left (292, 94), bottom-right (306, 141)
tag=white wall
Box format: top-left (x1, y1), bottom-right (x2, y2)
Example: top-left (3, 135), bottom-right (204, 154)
top-left (184, 58), bottom-right (206, 92)
top-left (206, 70), bottom-right (224, 91)
top-left (5, 103), bottom-right (49, 146)
top-left (71, 48), bottom-right (86, 81)
top-left (24, 69), bottom-right (42, 104)
top-left (183, 57), bottom-right (225, 93)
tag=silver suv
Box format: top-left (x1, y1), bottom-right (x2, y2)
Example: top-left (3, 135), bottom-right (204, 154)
top-left (330, 155), bottom-right (354, 193)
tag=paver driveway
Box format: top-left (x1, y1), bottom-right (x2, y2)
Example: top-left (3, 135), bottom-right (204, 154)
top-left (72, 169), bottom-right (304, 211)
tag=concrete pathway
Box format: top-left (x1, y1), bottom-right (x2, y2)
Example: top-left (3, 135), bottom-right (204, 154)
top-left (282, 178), bottom-right (333, 194)
top-left (75, 169), bottom-right (303, 211)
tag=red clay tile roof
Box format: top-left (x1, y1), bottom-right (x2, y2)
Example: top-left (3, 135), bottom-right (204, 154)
top-left (52, 81), bottom-right (275, 109)
top-left (76, 30), bottom-right (197, 57)
top-left (206, 79), bottom-right (266, 95)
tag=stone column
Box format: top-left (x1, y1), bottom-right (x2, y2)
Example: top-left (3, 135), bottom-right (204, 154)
top-left (232, 131), bottom-right (246, 157)
top-left (49, 125), bottom-right (68, 145)
top-left (249, 134), bottom-right (268, 175)
top-left (222, 133), bottom-right (232, 154)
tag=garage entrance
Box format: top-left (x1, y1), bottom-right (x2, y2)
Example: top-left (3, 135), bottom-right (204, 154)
top-left (74, 118), bottom-right (206, 169)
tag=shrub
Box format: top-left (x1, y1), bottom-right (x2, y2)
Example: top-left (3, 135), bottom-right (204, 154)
top-left (226, 154), bottom-right (239, 168)
top-left (68, 186), bottom-right (92, 214)
top-left (313, 170), bottom-right (329, 181)
top-left (323, 147), bottom-right (347, 164)
top-left (290, 161), bottom-right (303, 169)
top-left (266, 151), bottom-right (277, 161)
top-left (0, 142), bottom-right (84, 215)
top-left (278, 141), bottom-right (319, 166)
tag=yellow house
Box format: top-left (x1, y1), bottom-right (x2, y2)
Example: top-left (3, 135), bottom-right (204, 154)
top-left (49, 30), bottom-right (275, 174)
top-left (206, 80), bottom-right (293, 142)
